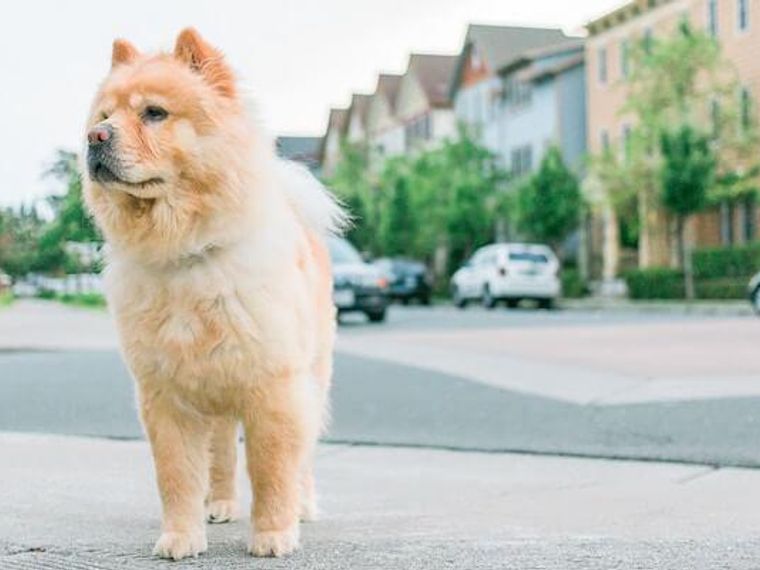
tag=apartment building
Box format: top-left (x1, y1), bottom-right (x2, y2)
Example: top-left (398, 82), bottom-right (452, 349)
top-left (586, 0), bottom-right (760, 276)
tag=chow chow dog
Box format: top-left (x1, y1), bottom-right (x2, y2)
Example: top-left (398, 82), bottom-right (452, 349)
top-left (82, 28), bottom-right (345, 559)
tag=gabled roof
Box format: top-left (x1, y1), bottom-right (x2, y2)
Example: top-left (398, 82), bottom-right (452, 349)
top-left (374, 74), bottom-right (403, 112)
top-left (276, 136), bottom-right (322, 172)
top-left (515, 53), bottom-right (585, 83)
top-left (406, 53), bottom-right (458, 108)
top-left (450, 24), bottom-right (570, 96)
top-left (500, 38), bottom-right (584, 75)
top-left (347, 93), bottom-right (371, 128)
top-left (326, 107), bottom-right (348, 136)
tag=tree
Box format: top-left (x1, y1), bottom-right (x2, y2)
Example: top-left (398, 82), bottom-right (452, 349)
top-left (328, 141), bottom-right (377, 253)
top-left (34, 150), bottom-right (101, 275)
top-left (516, 147), bottom-right (581, 253)
top-left (660, 124), bottom-right (716, 299)
top-left (378, 158), bottom-right (414, 256)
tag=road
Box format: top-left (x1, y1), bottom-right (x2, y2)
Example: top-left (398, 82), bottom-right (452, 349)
top-left (3, 300), bottom-right (760, 569)
top-left (1, 301), bottom-right (760, 466)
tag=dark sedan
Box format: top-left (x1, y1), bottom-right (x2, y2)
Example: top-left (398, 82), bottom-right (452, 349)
top-left (373, 258), bottom-right (432, 305)
top-left (327, 236), bottom-right (389, 322)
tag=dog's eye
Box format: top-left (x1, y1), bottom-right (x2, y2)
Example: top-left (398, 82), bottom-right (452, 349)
top-left (100, 111), bottom-right (109, 121)
top-left (142, 106), bottom-right (168, 123)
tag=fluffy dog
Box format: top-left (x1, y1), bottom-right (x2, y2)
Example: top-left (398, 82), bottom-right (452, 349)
top-left (82, 28), bottom-right (344, 559)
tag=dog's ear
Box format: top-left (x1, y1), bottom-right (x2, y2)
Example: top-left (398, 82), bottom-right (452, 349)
top-left (112, 39), bottom-right (140, 68)
top-left (174, 28), bottom-right (236, 98)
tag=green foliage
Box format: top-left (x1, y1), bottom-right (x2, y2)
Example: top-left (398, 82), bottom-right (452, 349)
top-left (328, 129), bottom-right (507, 281)
top-left (693, 243), bottom-right (760, 279)
top-left (36, 150), bottom-right (101, 275)
top-left (560, 269), bottom-right (588, 298)
top-left (328, 141), bottom-right (376, 252)
top-left (516, 147), bottom-right (581, 250)
top-left (625, 246), bottom-right (754, 299)
top-left (59, 292), bottom-right (107, 308)
top-left (625, 268), bottom-right (685, 299)
top-left (0, 291), bottom-right (13, 307)
top-left (660, 125), bottom-right (715, 217)
top-left (0, 204), bottom-right (44, 277)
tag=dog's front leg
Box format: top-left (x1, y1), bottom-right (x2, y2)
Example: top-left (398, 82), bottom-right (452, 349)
top-left (244, 376), bottom-right (309, 557)
top-left (141, 392), bottom-right (210, 560)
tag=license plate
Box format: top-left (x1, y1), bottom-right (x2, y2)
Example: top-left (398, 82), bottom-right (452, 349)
top-left (333, 289), bottom-right (355, 308)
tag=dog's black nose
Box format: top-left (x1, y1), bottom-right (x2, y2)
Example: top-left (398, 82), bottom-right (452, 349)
top-left (88, 124), bottom-right (113, 146)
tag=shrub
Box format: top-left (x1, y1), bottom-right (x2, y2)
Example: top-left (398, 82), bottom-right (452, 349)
top-left (694, 278), bottom-right (748, 299)
top-left (625, 268), bottom-right (685, 299)
top-left (561, 269), bottom-right (587, 298)
top-left (693, 243), bottom-right (760, 279)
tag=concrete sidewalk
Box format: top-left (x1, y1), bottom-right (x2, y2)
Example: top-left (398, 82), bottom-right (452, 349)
top-left (1, 433), bottom-right (760, 569)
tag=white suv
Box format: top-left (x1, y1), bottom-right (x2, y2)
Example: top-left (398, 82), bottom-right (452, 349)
top-left (450, 243), bottom-right (561, 309)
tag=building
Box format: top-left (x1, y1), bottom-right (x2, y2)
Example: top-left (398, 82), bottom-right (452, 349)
top-left (586, 0), bottom-right (760, 278)
top-left (275, 136), bottom-right (323, 175)
top-left (320, 108), bottom-right (348, 178)
top-left (346, 93), bottom-right (372, 145)
top-left (449, 24), bottom-right (571, 157)
top-left (366, 73), bottom-right (404, 165)
top-left (496, 39), bottom-right (587, 179)
top-left (394, 53), bottom-right (458, 153)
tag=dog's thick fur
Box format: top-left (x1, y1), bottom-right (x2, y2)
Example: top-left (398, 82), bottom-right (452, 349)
top-left (82, 29), bottom-right (345, 559)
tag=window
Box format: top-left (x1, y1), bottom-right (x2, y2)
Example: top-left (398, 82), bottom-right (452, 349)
top-left (510, 145), bottom-right (533, 177)
top-left (598, 47), bottom-right (608, 84)
top-left (708, 0), bottom-right (719, 37)
top-left (620, 40), bottom-right (630, 78)
top-left (504, 78), bottom-right (532, 107)
top-left (710, 99), bottom-right (721, 138)
top-left (404, 114), bottom-right (432, 151)
top-left (744, 196), bottom-right (756, 241)
top-left (643, 28), bottom-right (654, 53)
top-left (738, 0), bottom-right (750, 31)
top-left (622, 124), bottom-right (632, 159)
top-left (721, 201), bottom-right (735, 245)
top-left (741, 87), bottom-right (752, 130)
top-left (601, 129), bottom-right (610, 151)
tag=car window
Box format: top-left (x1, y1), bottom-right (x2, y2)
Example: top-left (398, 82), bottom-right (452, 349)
top-left (509, 251), bottom-right (549, 263)
top-left (327, 237), bottom-right (363, 264)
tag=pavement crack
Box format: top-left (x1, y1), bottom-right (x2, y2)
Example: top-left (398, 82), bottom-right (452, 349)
top-left (676, 466), bottom-right (720, 484)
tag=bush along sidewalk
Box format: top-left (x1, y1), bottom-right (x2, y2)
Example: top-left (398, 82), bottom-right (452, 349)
top-left (625, 243), bottom-right (759, 299)
top-left (36, 290), bottom-right (107, 308)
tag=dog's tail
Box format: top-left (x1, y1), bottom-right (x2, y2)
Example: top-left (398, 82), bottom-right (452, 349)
top-left (277, 159), bottom-right (350, 236)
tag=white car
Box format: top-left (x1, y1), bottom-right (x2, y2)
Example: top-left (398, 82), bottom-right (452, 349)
top-left (450, 243), bottom-right (561, 309)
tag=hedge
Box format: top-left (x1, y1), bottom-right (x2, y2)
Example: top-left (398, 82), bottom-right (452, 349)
top-left (625, 268), bottom-right (685, 299)
top-left (693, 243), bottom-right (760, 279)
top-left (561, 269), bottom-right (588, 298)
top-left (625, 243), bottom-right (760, 300)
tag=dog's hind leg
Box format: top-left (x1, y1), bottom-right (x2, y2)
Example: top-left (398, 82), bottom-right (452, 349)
top-left (206, 416), bottom-right (240, 523)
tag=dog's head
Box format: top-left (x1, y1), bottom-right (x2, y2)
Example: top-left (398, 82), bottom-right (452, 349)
top-left (83, 29), bottom-right (259, 262)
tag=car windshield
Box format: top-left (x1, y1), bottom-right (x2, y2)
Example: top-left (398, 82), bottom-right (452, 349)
top-left (327, 236), bottom-right (363, 264)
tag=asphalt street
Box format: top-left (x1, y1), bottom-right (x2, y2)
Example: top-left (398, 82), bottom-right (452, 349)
top-left (1, 304), bottom-right (759, 467)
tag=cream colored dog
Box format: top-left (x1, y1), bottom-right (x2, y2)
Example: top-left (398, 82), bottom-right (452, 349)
top-left (82, 28), bottom-right (344, 559)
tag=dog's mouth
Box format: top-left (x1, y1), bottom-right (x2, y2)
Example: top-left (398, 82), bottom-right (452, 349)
top-left (91, 163), bottom-right (164, 189)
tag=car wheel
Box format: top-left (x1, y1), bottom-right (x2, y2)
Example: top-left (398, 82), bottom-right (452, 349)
top-left (482, 285), bottom-right (497, 309)
top-left (452, 286), bottom-right (467, 309)
top-left (538, 298), bottom-right (555, 310)
top-left (366, 309), bottom-right (387, 323)
top-left (506, 298), bottom-right (519, 309)
top-left (752, 287), bottom-right (760, 315)
top-left (419, 294), bottom-right (431, 306)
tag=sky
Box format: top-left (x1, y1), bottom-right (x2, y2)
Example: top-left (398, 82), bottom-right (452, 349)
top-left (0, 0), bottom-right (624, 206)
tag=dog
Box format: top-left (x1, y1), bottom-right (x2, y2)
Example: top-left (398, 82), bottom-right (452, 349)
top-left (82, 28), bottom-right (345, 559)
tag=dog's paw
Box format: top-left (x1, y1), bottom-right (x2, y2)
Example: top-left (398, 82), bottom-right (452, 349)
top-left (248, 525), bottom-right (300, 557)
top-left (152, 530), bottom-right (207, 560)
top-left (206, 499), bottom-right (239, 524)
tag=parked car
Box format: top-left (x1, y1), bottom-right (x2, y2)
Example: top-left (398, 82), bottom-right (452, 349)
top-left (327, 236), bottom-right (389, 322)
top-left (373, 258), bottom-right (432, 305)
top-left (450, 243), bottom-right (561, 309)
top-left (748, 271), bottom-right (760, 314)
